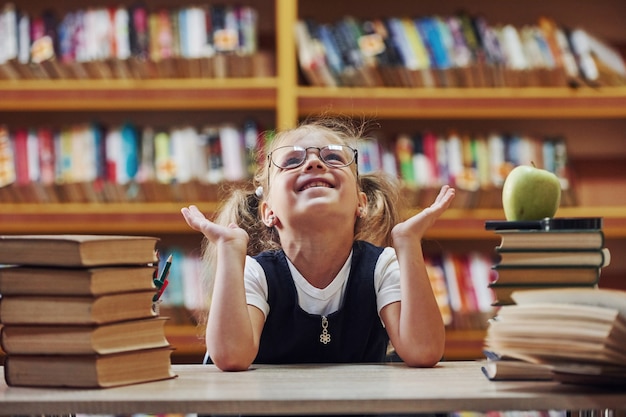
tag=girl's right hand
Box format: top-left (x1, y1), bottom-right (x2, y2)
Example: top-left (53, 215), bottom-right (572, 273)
top-left (180, 205), bottom-right (249, 252)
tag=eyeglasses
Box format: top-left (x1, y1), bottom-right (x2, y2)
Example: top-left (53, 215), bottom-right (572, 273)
top-left (268, 145), bottom-right (358, 170)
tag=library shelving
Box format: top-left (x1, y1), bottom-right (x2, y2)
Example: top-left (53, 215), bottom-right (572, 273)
top-left (1, 0), bottom-right (626, 362)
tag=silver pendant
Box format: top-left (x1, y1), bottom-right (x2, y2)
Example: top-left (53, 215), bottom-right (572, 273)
top-left (320, 315), bottom-right (331, 344)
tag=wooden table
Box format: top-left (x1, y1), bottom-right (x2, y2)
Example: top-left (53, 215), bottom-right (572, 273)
top-left (0, 362), bottom-right (624, 415)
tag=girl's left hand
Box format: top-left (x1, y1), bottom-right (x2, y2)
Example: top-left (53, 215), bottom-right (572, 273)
top-left (391, 185), bottom-right (455, 243)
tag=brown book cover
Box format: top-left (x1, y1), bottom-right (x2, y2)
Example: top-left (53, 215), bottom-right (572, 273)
top-left (0, 265), bottom-right (156, 296)
top-left (491, 265), bottom-right (600, 286)
top-left (1, 317), bottom-right (169, 355)
top-left (4, 346), bottom-right (176, 388)
top-left (495, 229), bottom-right (604, 251)
top-left (0, 234), bottom-right (159, 267)
top-left (495, 247), bottom-right (609, 268)
top-left (0, 290), bottom-right (157, 325)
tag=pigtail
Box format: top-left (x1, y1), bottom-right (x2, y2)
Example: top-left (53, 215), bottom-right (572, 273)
top-left (355, 171), bottom-right (406, 247)
top-left (199, 185), bottom-right (280, 303)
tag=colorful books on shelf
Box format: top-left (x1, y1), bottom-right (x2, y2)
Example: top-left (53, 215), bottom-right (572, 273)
top-left (0, 121), bottom-right (574, 210)
top-left (485, 217), bottom-right (608, 305)
top-left (295, 12), bottom-right (626, 88)
top-left (483, 287), bottom-right (626, 386)
top-left (426, 251), bottom-right (497, 330)
top-left (0, 234), bottom-right (176, 388)
top-left (0, 3), bottom-right (273, 81)
top-left (386, 130), bottom-right (574, 210)
top-left (0, 120), bottom-right (266, 204)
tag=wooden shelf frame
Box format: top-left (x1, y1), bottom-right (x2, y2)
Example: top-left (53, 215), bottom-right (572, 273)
top-left (1, 203), bottom-right (625, 238)
top-left (298, 86), bottom-right (626, 119)
top-left (0, 78), bottom-right (278, 111)
top-left (3, 82), bottom-right (626, 117)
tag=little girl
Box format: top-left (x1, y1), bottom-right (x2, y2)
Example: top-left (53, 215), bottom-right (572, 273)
top-left (181, 118), bottom-right (455, 371)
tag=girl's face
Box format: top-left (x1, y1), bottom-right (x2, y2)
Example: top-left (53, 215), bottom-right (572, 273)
top-left (262, 130), bottom-right (365, 230)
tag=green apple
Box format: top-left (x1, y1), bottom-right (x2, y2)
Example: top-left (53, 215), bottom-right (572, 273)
top-left (502, 165), bottom-right (562, 221)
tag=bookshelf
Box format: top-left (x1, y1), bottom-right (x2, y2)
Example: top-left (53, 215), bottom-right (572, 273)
top-left (1, 0), bottom-right (626, 362)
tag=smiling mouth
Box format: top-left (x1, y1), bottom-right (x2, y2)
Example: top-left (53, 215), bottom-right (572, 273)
top-left (300, 181), bottom-right (333, 191)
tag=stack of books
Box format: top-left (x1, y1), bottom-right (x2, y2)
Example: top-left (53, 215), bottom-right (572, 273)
top-left (0, 234), bottom-right (176, 388)
top-left (483, 287), bottom-right (626, 386)
top-left (485, 217), bottom-right (610, 306)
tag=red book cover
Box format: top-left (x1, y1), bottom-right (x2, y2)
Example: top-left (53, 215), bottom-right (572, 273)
top-left (37, 126), bottom-right (56, 185)
top-left (12, 127), bottom-right (29, 186)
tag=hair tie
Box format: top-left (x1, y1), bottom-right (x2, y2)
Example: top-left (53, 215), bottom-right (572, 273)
top-left (255, 186), bottom-right (264, 198)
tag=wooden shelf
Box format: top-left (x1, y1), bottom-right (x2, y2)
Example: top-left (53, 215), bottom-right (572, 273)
top-left (1, 203), bottom-right (625, 238)
top-left (298, 86), bottom-right (626, 119)
top-left (0, 78), bottom-right (278, 111)
top-left (165, 325), bottom-right (206, 356)
top-left (0, 202), bottom-right (217, 234)
top-left (420, 206), bottom-right (626, 240)
top-left (442, 329), bottom-right (486, 361)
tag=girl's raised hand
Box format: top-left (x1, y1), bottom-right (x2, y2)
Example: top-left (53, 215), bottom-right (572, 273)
top-left (181, 205), bottom-right (249, 251)
top-left (391, 185), bottom-right (456, 244)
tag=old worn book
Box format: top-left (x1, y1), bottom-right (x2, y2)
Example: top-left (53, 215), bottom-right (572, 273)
top-left (481, 358), bottom-right (554, 381)
top-left (0, 317), bottom-right (169, 355)
top-left (488, 282), bottom-right (598, 306)
top-left (3, 346), bottom-right (176, 388)
top-left (495, 229), bottom-right (604, 251)
top-left (485, 300), bottom-right (626, 361)
top-left (495, 247), bottom-right (610, 268)
top-left (0, 234), bottom-right (159, 267)
top-left (0, 265), bottom-right (156, 296)
top-left (551, 363), bottom-right (626, 386)
top-left (481, 351), bottom-right (553, 381)
top-left (0, 290), bottom-right (156, 325)
top-left (491, 265), bottom-right (601, 286)
top-left (484, 288), bottom-right (626, 384)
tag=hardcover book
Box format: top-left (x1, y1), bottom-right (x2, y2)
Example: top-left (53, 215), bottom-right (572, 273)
top-left (0, 317), bottom-right (169, 355)
top-left (0, 265), bottom-right (156, 296)
top-left (494, 229), bottom-right (604, 251)
top-left (495, 247), bottom-right (609, 268)
top-left (4, 346), bottom-right (176, 388)
top-left (491, 265), bottom-right (600, 286)
top-left (0, 290), bottom-right (157, 325)
top-left (0, 234), bottom-right (159, 267)
top-left (481, 350), bottom-right (553, 381)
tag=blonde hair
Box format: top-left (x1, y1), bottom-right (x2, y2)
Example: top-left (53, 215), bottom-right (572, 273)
top-left (196, 117), bottom-right (405, 321)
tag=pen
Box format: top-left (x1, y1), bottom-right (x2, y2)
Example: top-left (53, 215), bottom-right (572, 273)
top-left (153, 253), bottom-right (172, 302)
